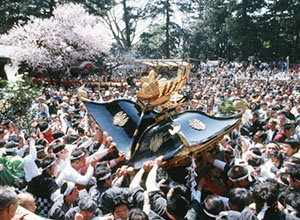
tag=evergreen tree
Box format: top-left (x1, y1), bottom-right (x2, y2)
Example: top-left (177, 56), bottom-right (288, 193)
top-left (260, 0), bottom-right (300, 62)
top-left (136, 24), bottom-right (165, 58)
top-left (189, 0), bottom-right (233, 60)
top-left (0, 0), bottom-right (114, 34)
top-left (225, 0), bottom-right (265, 61)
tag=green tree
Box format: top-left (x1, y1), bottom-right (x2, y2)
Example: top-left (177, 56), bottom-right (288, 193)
top-left (0, 76), bottom-right (42, 137)
top-left (138, 0), bottom-right (196, 59)
top-left (136, 24), bottom-right (165, 58)
top-left (0, 1), bottom-right (35, 34)
top-left (259, 0), bottom-right (300, 62)
top-left (189, 0), bottom-right (233, 60)
top-left (136, 21), bottom-right (190, 59)
top-left (225, 0), bottom-right (265, 61)
top-left (0, 0), bottom-right (66, 34)
top-left (0, 0), bottom-right (114, 34)
top-left (143, 0), bottom-right (175, 58)
top-left (291, 0), bottom-right (300, 62)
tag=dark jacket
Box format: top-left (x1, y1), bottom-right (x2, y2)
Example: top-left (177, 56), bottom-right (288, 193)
top-left (240, 207), bottom-right (299, 220)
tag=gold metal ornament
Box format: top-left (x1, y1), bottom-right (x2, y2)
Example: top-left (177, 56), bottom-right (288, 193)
top-left (189, 119), bottom-right (206, 131)
top-left (149, 134), bottom-right (163, 152)
top-left (113, 111), bottom-right (129, 127)
top-left (136, 62), bottom-right (191, 106)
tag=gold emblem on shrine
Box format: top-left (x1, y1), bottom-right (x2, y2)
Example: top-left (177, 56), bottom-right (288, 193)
top-left (113, 111), bottom-right (129, 127)
top-left (189, 119), bottom-right (206, 131)
top-left (149, 134), bottom-right (163, 152)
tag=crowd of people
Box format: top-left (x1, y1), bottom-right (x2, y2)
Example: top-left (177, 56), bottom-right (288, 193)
top-left (0, 61), bottom-right (300, 220)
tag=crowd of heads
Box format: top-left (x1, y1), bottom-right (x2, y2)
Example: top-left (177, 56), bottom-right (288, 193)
top-left (0, 61), bottom-right (300, 219)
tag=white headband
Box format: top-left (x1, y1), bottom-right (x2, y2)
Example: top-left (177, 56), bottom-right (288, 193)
top-left (98, 172), bottom-right (111, 181)
top-left (43, 159), bottom-right (56, 171)
top-left (215, 211), bottom-right (240, 220)
top-left (63, 182), bottom-right (75, 196)
top-left (216, 212), bottom-right (227, 220)
top-left (14, 185), bottom-right (28, 195)
top-left (70, 151), bottom-right (85, 160)
top-left (228, 172), bottom-right (249, 182)
top-left (203, 208), bottom-right (218, 218)
top-left (158, 179), bottom-right (168, 188)
top-left (216, 211), bottom-right (239, 220)
top-left (41, 125), bottom-right (51, 134)
top-left (248, 151), bottom-right (262, 159)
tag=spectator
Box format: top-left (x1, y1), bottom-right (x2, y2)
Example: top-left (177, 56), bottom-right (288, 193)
top-left (17, 192), bottom-right (37, 213)
top-left (0, 187), bottom-right (22, 220)
top-left (27, 157), bottom-right (60, 217)
top-left (282, 138), bottom-right (300, 157)
top-left (35, 96), bottom-right (50, 118)
top-left (274, 123), bottom-right (295, 142)
top-left (128, 208), bottom-right (149, 220)
top-left (111, 198), bottom-right (130, 220)
top-left (240, 181), bottom-right (297, 219)
top-left (89, 162), bottom-right (112, 206)
top-left (284, 105), bottom-right (296, 121)
top-left (287, 165), bottom-right (300, 190)
top-left (2, 60), bottom-right (300, 220)
top-left (65, 196), bottom-right (98, 220)
top-left (227, 188), bottom-right (252, 212)
top-left (266, 118), bottom-right (279, 143)
top-left (53, 143), bottom-right (69, 175)
top-left (48, 96), bottom-right (59, 115)
top-left (38, 121), bottom-right (54, 144)
top-left (48, 181), bottom-right (79, 220)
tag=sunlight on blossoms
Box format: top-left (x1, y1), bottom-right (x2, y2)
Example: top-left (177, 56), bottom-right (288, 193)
top-left (0, 3), bottom-right (112, 72)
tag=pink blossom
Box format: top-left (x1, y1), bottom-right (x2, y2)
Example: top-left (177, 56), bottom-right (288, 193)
top-left (1, 3), bottom-right (112, 72)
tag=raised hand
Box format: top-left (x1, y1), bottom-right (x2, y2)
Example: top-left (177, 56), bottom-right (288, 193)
top-left (155, 156), bottom-right (166, 167)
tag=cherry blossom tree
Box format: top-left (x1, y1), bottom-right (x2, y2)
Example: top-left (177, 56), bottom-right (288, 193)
top-left (1, 3), bottom-right (112, 79)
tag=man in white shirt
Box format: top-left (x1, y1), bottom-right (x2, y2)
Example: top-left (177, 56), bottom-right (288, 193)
top-left (35, 96), bottom-right (50, 118)
top-left (23, 138), bottom-right (40, 182)
top-left (54, 144), bottom-right (70, 175)
top-left (56, 148), bottom-right (97, 187)
top-left (291, 100), bottom-right (299, 117)
top-left (258, 102), bottom-right (268, 120)
top-left (79, 103), bottom-right (86, 117)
